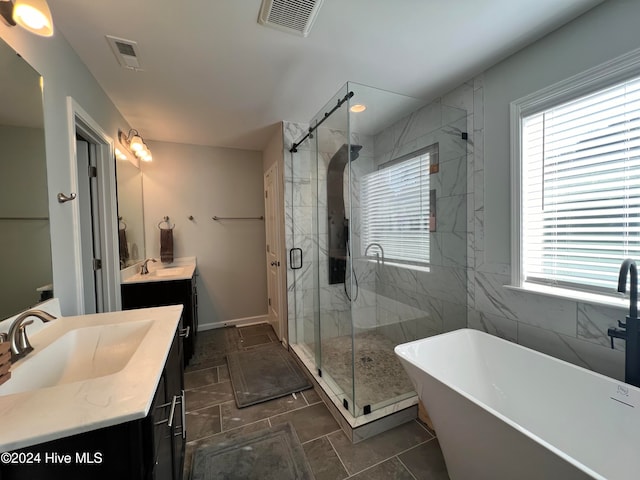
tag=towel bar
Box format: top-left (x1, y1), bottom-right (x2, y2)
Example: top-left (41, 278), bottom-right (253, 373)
top-left (212, 216), bottom-right (264, 221)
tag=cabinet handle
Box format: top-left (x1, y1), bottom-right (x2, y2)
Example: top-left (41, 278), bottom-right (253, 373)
top-left (167, 395), bottom-right (179, 429)
top-left (179, 325), bottom-right (190, 338)
top-left (180, 390), bottom-right (186, 440)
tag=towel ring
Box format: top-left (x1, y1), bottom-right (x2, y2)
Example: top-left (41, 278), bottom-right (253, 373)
top-left (158, 216), bottom-right (175, 230)
top-left (118, 216), bottom-right (127, 230)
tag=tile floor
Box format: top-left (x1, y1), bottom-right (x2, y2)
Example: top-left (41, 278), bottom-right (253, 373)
top-left (183, 324), bottom-right (450, 479)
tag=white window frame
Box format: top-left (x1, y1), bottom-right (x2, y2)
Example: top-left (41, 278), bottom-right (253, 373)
top-left (511, 47), bottom-right (640, 300)
top-left (361, 144), bottom-right (436, 269)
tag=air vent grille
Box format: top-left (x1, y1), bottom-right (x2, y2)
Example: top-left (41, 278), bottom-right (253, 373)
top-left (106, 35), bottom-right (144, 71)
top-left (258, 0), bottom-right (325, 37)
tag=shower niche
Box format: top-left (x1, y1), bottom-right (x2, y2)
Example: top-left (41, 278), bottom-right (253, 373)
top-left (286, 81), bottom-right (468, 435)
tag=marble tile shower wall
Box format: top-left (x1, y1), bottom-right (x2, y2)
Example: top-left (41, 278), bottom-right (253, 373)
top-left (284, 98), bottom-right (469, 349)
top-left (366, 101), bottom-right (469, 344)
top-left (460, 76), bottom-right (626, 380)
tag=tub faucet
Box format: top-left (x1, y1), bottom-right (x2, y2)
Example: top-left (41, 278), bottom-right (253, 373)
top-left (141, 257), bottom-right (157, 275)
top-left (7, 310), bottom-right (57, 362)
top-left (364, 243), bottom-right (385, 264)
top-left (608, 258), bottom-right (640, 387)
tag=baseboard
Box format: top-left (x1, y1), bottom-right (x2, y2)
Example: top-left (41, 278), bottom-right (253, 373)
top-left (198, 314), bottom-right (269, 331)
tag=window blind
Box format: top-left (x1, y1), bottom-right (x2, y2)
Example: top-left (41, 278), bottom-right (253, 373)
top-left (361, 148), bottom-right (432, 265)
top-left (522, 75), bottom-right (640, 292)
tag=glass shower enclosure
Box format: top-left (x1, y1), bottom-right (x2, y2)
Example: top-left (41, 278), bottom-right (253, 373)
top-left (289, 81), bottom-right (468, 421)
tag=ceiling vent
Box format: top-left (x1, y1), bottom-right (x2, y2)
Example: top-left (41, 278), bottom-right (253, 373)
top-left (106, 35), bottom-right (144, 71)
top-left (258, 0), bottom-right (325, 37)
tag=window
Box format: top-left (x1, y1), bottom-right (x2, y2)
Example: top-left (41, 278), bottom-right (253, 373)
top-left (516, 65), bottom-right (640, 294)
top-left (361, 145), bottom-right (436, 267)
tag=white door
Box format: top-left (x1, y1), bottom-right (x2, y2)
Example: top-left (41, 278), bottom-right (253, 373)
top-left (264, 163), bottom-right (284, 341)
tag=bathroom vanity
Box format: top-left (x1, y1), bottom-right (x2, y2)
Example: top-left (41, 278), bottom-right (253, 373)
top-left (121, 259), bottom-right (198, 366)
top-left (0, 305), bottom-right (185, 480)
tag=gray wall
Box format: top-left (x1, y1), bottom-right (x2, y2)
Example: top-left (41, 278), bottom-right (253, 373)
top-left (143, 140), bottom-right (267, 327)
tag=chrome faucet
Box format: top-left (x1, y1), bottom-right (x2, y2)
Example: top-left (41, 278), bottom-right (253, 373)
top-left (364, 243), bottom-right (385, 264)
top-left (7, 310), bottom-right (57, 362)
top-left (608, 258), bottom-right (640, 387)
top-left (141, 257), bottom-right (157, 275)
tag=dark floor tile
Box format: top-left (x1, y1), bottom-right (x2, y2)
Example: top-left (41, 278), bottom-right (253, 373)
top-left (186, 381), bottom-right (234, 411)
top-left (302, 388), bottom-right (322, 405)
top-left (185, 366), bottom-right (218, 390)
top-left (349, 457), bottom-right (415, 480)
top-left (238, 323), bottom-right (274, 337)
top-left (328, 421), bottom-right (433, 475)
top-left (183, 420), bottom-right (271, 478)
top-left (398, 439), bottom-right (449, 480)
top-left (218, 364), bottom-right (230, 382)
top-left (302, 436), bottom-right (348, 480)
top-left (270, 402), bottom-right (340, 443)
top-left (186, 404), bottom-right (221, 442)
top-left (220, 394), bottom-right (307, 430)
top-left (186, 353), bottom-right (227, 371)
top-left (240, 333), bottom-right (273, 348)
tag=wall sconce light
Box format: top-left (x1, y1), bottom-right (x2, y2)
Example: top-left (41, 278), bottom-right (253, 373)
top-left (119, 129), bottom-right (153, 163)
top-left (0, 0), bottom-right (54, 37)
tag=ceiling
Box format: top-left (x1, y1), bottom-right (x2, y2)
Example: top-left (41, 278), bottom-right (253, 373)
top-left (49, 0), bottom-right (605, 151)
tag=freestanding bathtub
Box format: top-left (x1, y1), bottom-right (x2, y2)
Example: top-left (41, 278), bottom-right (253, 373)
top-left (395, 328), bottom-right (640, 480)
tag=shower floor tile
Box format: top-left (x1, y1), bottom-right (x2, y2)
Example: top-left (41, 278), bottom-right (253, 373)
top-left (320, 331), bottom-right (415, 409)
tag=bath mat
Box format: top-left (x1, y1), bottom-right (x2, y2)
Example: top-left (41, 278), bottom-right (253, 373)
top-left (190, 422), bottom-right (314, 480)
top-left (226, 342), bottom-right (312, 408)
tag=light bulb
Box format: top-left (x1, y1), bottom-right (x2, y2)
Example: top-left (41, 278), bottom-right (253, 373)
top-left (129, 135), bottom-right (144, 152)
top-left (13, 0), bottom-right (54, 37)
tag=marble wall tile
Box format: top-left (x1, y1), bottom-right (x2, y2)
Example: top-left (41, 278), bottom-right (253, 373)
top-left (437, 193), bottom-right (467, 233)
top-left (441, 231), bottom-right (467, 268)
top-left (473, 272), bottom-right (578, 336)
top-left (415, 266), bottom-right (466, 305)
top-left (440, 155), bottom-right (467, 198)
top-left (517, 323), bottom-right (624, 381)
top-left (442, 81), bottom-right (474, 113)
top-left (577, 302), bottom-right (626, 351)
top-left (442, 301), bottom-right (468, 332)
top-left (467, 308), bottom-right (518, 342)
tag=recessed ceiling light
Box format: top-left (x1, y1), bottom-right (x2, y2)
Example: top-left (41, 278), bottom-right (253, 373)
top-left (350, 104), bottom-right (366, 113)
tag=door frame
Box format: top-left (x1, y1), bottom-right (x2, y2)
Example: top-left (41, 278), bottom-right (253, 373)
top-left (66, 97), bottom-right (121, 313)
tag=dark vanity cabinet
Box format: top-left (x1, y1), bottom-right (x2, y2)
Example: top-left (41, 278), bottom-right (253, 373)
top-left (0, 329), bottom-right (186, 480)
top-left (122, 274), bottom-right (198, 366)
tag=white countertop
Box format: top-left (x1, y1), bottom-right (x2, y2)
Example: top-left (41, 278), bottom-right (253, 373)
top-left (0, 305), bottom-right (183, 452)
top-left (121, 256), bottom-right (197, 284)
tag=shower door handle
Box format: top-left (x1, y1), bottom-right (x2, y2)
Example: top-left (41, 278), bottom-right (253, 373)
top-left (290, 248), bottom-right (302, 270)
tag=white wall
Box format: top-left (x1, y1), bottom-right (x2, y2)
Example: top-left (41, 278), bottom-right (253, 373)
top-left (467, 0), bottom-right (640, 380)
top-left (0, 25), bottom-right (131, 315)
top-left (143, 140), bottom-right (267, 327)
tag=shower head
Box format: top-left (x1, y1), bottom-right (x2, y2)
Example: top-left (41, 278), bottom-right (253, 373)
top-left (349, 144), bottom-right (363, 162)
top-left (328, 144), bottom-right (363, 172)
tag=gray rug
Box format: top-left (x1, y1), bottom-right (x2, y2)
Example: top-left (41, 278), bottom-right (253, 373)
top-left (190, 422), bottom-right (314, 480)
top-left (226, 343), bottom-right (312, 408)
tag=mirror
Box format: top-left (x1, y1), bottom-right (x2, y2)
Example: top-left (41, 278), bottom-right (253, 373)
top-left (115, 156), bottom-right (145, 268)
top-left (0, 38), bottom-right (53, 320)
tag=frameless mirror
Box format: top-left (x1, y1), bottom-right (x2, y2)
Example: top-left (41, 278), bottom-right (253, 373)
top-left (0, 37), bottom-right (53, 319)
top-left (115, 156), bottom-right (145, 268)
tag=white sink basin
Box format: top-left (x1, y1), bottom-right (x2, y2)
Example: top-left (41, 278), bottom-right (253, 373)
top-left (0, 319), bottom-right (153, 396)
top-left (153, 267), bottom-right (185, 277)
